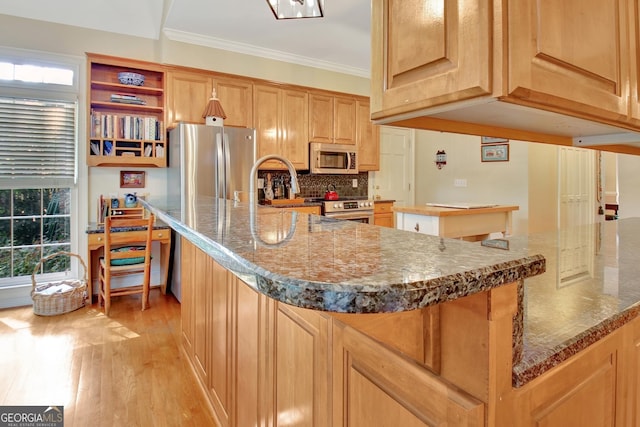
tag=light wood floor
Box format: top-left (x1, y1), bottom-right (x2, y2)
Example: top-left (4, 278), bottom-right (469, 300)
top-left (0, 291), bottom-right (218, 427)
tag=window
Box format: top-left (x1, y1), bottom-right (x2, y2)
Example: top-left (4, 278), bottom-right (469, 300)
top-left (0, 188), bottom-right (71, 279)
top-left (0, 51), bottom-right (79, 303)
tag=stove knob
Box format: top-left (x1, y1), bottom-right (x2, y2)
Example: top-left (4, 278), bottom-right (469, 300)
top-left (333, 203), bottom-right (340, 209)
top-left (368, 202), bottom-right (373, 207)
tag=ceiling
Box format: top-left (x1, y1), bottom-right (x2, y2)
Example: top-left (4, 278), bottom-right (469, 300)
top-left (0, 0), bottom-right (372, 77)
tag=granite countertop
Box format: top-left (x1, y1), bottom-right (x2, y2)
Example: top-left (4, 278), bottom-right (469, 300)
top-left (500, 219), bottom-right (640, 386)
top-left (394, 204), bottom-right (520, 216)
top-left (141, 196), bottom-right (544, 314)
top-left (86, 221), bottom-right (171, 234)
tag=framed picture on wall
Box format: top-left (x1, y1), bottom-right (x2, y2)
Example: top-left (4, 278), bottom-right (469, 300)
top-left (481, 144), bottom-right (509, 162)
top-left (481, 136), bottom-right (509, 144)
top-left (120, 170), bottom-right (145, 188)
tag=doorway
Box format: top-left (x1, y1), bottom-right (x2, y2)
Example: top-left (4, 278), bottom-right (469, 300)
top-left (370, 127), bottom-right (415, 207)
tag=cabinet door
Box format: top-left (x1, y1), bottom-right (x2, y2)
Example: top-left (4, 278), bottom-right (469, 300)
top-left (334, 96), bottom-right (357, 145)
top-left (356, 98), bottom-right (380, 171)
top-left (281, 89), bottom-right (309, 169)
top-left (508, 0), bottom-right (628, 121)
top-left (275, 303), bottom-right (331, 426)
top-left (193, 243), bottom-right (211, 386)
top-left (629, 0), bottom-right (640, 124)
top-left (309, 92), bottom-right (334, 143)
top-left (370, 0), bottom-right (492, 120)
top-left (166, 70), bottom-right (212, 127)
top-left (214, 76), bottom-right (253, 128)
top-left (254, 84), bottom-right (282, 169)
top-left (180, 237), bottom-right (195, 357)
top-left (207, 259), bottom-right (232, 425)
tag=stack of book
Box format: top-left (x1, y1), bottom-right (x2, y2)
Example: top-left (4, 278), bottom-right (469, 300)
top-left (110, 93), bottom-right (146, 105)
top-left (90, 110), bottom-right (163, 141)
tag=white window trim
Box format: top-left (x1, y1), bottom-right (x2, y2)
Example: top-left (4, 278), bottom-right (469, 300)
top-left (0, 47), bottom-right (86, 309)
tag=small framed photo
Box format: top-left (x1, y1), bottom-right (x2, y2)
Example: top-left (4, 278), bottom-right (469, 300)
top-left (120, 170), bottom-right (145, 188)
top-left (481, 144), bottom-right (509, 162)
top-left (481, 136), bottom-right (509, 144)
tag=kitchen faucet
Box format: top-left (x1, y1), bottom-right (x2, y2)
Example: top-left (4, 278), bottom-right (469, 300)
top-left (249, 155), bottom-right (299, 206)
top-left (248, 155), bottom-right (300, 248)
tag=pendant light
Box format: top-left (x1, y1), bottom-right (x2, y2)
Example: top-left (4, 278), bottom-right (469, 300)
top-left (267, 0), bottom-right (324, 20)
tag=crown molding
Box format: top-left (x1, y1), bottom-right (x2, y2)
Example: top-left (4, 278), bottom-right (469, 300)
top-left (163, 28), bottom-right (369, 79)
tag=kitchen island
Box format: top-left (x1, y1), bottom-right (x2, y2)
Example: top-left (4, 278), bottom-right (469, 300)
top-left (142, 197), bottom-right (639, 427)
top-left (394, 204), bottom-right (519, 241)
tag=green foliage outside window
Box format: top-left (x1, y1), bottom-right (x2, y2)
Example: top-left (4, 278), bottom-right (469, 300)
top-left (0, 188), bottom-right (71, 279)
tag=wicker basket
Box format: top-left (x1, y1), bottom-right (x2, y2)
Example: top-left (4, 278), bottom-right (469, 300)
top-left (31, 251), bottom-right (88, 316)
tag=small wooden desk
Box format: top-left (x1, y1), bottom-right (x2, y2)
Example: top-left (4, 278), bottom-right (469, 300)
top-left (86, 224), bottom-right (171, 302)
top-left (394, 204), bottom-right (519, 241)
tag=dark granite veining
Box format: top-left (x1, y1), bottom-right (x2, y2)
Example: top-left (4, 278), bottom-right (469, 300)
top-left (140, 196), bottom-right (544, 316)
top-left (496, 220), bottom-right (640, 387)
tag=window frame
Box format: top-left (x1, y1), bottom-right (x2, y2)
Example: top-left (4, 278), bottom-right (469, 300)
top-left (0, 47), bottom-right (85, 306)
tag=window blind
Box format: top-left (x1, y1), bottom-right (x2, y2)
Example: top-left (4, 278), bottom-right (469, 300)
top-left (0, 96), bottom-right (77, 187)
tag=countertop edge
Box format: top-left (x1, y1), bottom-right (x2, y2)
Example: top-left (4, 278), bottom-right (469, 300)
top-left (141, 199), bottom-right (546, 314)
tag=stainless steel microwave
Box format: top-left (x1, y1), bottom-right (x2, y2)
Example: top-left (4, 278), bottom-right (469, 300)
top-left (309, 142), bottom-right (358, 174)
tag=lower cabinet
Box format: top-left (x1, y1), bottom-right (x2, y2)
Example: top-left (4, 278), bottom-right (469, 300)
top-left (181, 237), bottom-right (640, 426)
top-left (374, 201), bottom-right (394, 227)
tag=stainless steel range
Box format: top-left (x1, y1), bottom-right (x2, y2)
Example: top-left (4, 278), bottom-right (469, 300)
top-left (322, 198), bottom-right (374, 224)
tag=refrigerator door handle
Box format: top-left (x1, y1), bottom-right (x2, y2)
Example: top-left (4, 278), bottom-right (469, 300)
top-left (216, 131), bottom-right (226, 200)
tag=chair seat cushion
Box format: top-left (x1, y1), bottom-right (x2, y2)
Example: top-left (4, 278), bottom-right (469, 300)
top-left (109, 246), bottom-right (149, 266)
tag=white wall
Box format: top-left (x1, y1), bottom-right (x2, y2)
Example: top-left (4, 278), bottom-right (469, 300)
top-left (617, 153), bottom-right (640, 219)
top-left (414, 130), bottom-right (530, 235)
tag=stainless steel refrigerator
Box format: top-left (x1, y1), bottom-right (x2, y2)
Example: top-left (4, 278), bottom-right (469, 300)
top-left (167, 123), bottom-right (257, 301)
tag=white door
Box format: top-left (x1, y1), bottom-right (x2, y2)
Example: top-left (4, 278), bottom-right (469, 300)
top-left (558, 146), bottom-right (596, 286)
top-left (370, 127), bottom-right (415, 207)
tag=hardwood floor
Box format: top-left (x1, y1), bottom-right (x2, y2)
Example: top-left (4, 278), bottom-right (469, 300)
top-left (0, 291), bottom-right (218, 427)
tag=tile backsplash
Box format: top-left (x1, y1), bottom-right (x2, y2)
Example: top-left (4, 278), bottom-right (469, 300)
top-left (257, 171), bottom-right (368, 199)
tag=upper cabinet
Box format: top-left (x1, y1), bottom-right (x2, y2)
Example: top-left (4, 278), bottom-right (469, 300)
top-left (166, 69), bottom-right (212, 128)
top-left (166, 69), bottom-right (253, 129)
top-left (371, 0), bottom-right (640, 155)
top-left (309, 92), bottom-right (357, 145)
top-left (507, 0), bottom-right (628, 121)
top-left (356, 98), bottom-right (380, 171)
top-left (214, 76), bottom-right (253, 128)
top-left (87, 53), bottom-right (166, 167)
top-left (253, 84), bottom-right (309, 170)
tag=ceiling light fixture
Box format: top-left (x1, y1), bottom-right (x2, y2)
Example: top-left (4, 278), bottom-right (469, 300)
top-left (267, 0), bottom-right (324, 20)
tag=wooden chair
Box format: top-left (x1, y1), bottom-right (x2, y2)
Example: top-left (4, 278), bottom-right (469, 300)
top-left (98, 214), bottom-right (154, 316)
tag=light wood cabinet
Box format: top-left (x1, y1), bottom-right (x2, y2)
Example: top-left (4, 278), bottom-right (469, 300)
top-left (180, 236), bottom-right (640, 427)
top-left (166, 70), bottom-right (253, 129)
top-left (374, 201), bottom-right (394, 227)
top-left (357, 98), bottom-right (380, 171)
top-left (166, 69), bottom-right (212, 128)
top-left (280, 205), bottom-right (321, 215)
top-left (253, 84), bottom-right (309, 170)
top-left (213, 75), bottom-right (253, 128)
top-left (87, 53), bottom-right (166, 167)
top-left (309, 91), bottom-right (357, 145)
top-left (370, 0), bottom-right (491, 120)
top-left (371, 0), bottom-right (640, 155)
top-left (507, 0), bottom-right (628, 122)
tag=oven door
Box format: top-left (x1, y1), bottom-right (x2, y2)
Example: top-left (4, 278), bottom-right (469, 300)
top-left (324, 211), bottom-right (374, 224)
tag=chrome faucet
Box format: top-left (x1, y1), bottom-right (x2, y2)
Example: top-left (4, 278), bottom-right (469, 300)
top-left (249, 155), bottom-right (299, 206)
top-left (248, 155), bottom-right (300, 248)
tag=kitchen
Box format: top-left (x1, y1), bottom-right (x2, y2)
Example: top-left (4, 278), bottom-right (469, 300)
top-left (3, 1), bottom-right (640, 427)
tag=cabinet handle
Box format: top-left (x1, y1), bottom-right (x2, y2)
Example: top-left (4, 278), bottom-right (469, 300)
top-left (157, 233), bottom-right (163, 237)
top-left (414, 223), bottom-right (419, 232)
top-left (97, 237), bottom-right (102, 241)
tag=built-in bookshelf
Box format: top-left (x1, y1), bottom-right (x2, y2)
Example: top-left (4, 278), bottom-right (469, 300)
top-left (87, 53), bottom-right (166, 167)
